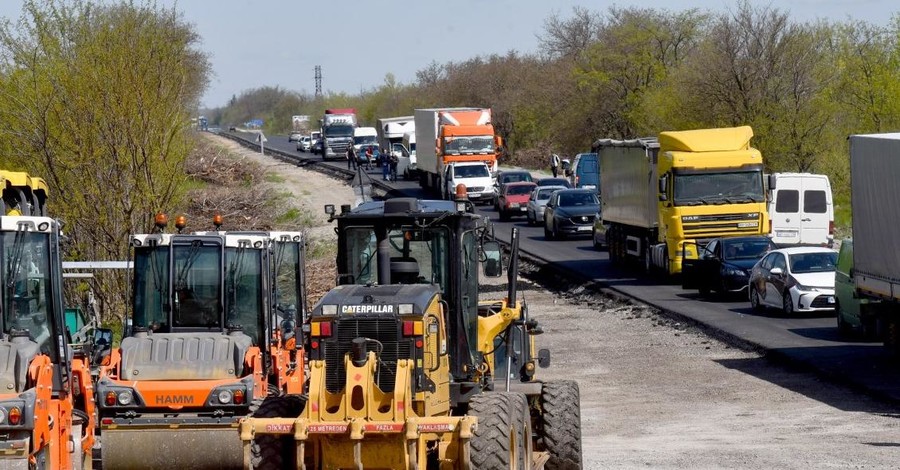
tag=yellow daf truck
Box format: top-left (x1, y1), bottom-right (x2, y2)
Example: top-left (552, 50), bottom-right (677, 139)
top-left (595, 126), bottom-right (770, 274)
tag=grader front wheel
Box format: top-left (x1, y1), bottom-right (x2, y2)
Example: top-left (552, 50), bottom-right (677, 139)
top-left (469, 392), bottom-right (529, 469)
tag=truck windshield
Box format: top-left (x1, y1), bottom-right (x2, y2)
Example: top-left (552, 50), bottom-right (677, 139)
top-left (225, 247), bottom-right (262, 342)
top-left (344, 226), bottom-right (450, 291)
top-left (444, 136), bottom-right (494, 155)
top-left (324, 125), bottom-right (354, 137)
top-left (354, 135), bottom-right (377, 145)
top-left (673, 170), bottom-right (764, 206)
top-left (1, 230), bottom-right (55, 356)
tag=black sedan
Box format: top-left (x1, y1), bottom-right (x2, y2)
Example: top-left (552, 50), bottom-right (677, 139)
top-left (682, 236), bottom-right (777, 297)
top-left (536, 177), bottom-right (571, 188)
top-left (543, 189), bottom-right (599, 240)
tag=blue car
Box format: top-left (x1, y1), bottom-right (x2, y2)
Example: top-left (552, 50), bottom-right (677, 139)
top-left (682, 236), bottom-right (777, 297)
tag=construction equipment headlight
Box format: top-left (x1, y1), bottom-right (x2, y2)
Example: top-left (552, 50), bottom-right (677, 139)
top-left (117, 391), bottom-right (133, 406)
top-left (217, 390), bottom-right (233, 404)
top-left (321, 304), bottom-right (337, 316)
top-left (398, 303), bottom-right (414, 315)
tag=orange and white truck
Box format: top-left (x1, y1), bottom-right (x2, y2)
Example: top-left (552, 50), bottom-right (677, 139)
top-left (414, 107), bottom-right (503, 198)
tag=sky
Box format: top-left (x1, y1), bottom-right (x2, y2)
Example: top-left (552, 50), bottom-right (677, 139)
top-left (0, 0), bottom-right (898, 108)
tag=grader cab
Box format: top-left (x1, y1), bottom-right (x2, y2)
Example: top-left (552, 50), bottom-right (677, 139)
top-left (241, 195), bottom-right (582, 469)
top-left (96, 219), bottom-right (306, 469)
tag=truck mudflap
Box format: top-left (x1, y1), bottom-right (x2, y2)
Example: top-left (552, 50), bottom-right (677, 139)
top-left (239, 415), bottom-right (477, 469)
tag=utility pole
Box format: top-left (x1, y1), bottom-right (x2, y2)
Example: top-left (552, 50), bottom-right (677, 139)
top-left (314, 66), bottom-right (322, 98)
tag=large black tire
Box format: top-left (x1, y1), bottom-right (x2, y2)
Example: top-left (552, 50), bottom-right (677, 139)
top-left (251, 395), bottom-right (306, 470)
top-left (469, 392), bottom-right (527, 469)
top-left (539, 381), bottom-right (582, 470)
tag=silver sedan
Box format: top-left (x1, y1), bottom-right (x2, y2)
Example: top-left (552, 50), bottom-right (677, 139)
top-left (526, 185), bottom-right (567, 226)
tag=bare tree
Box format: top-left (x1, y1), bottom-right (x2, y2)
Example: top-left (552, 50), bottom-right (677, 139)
top-left (537, 6), bottom-right (602, 59)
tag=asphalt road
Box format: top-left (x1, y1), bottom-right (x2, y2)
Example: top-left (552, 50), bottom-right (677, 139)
top-left (229, 130), bottom-right (900, 404)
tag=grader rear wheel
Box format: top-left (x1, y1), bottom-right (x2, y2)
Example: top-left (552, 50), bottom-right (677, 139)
top-left (469, 392), bottom-right (528, 469)
top-left (539, 380), bottom-right (583, 470)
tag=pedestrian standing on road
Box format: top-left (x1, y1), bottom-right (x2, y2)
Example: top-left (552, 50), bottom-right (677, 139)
top-left (381, 147), bottom-right (391, 180)
top-left (365, 146), bottom-right (373, 170)
top-left (347, 145), bottom-right (357, 170)
top-left (550, 153), bottom-right (561, 178)
top-left (389, 149), bottom-right (399, 181)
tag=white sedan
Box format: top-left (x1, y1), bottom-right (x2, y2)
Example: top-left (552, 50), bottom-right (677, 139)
top-left (748, 247), bottom-right (837, 314)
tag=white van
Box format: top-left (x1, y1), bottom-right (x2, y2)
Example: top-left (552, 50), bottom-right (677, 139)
top-left (767, 173), bottom-right (833, 247)
top-left (397, 131), bottom-right (417, 179)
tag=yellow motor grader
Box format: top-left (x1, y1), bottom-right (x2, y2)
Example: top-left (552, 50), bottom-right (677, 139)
top-left (240, 190), bottom-right (583, 469)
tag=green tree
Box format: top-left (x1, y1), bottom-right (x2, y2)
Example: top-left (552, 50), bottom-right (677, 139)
top-left (0, 0), bottom-right (210, 320)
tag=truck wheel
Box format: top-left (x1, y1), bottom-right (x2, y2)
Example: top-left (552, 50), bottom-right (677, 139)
top-left (251, 395), bottom-right (306, 470)
top-left (884, 317), bottom-right (900, 357)
top-left (835, 300), bottom-right (852, 336)
top-left (469, 392), bottom-right (527, 469)
top-left (539, 380), bottom-right (582, 470)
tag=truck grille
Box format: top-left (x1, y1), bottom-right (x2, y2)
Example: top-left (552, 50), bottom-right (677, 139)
top-left (323, 318), bottom-right (410, 394)
top-left (682, 212), bottom-right (760, 235)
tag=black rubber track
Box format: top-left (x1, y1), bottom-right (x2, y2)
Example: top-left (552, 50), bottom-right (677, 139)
top-left (540, 381), bottom-right (583, 470)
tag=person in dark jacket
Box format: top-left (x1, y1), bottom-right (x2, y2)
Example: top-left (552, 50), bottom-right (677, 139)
top-left (347, 145), bottom-right (357, 170)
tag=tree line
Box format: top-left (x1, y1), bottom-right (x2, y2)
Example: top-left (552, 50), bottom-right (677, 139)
top-left (210, 2), bottom-right (900, 222)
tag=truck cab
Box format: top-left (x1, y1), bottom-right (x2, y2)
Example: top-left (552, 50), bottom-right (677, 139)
top-left (352, 126), bottom-right (378, 153)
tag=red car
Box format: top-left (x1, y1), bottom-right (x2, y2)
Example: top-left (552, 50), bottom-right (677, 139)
top-left (498, 182), bottom-right (537, 221)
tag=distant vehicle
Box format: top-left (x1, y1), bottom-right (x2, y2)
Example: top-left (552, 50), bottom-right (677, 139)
top-left (312, 139), bottom-right (323, 155)
top-left (569, 152), bottom-right (599, 191)
top-left (526, 185), bottom-right (567, 226)
top-left (297, 136), bottom-right (311, 152)
top-left (749, 247), bottom-right (837, 314)
top-left (767, 173), bottom-right (834, 247)
top-left (497, 181), bottom-right (537, 221)
top-left (228, 126), bottom-right (237, 131)
top-left (543, 188), bottom-right (600, 240)
top-left (682, 236), bottom-right (777, 297)
top-left (493, 170), bottom-right (534, 207)
top-left (415, 108), bottom-right (502, 196)
top-left (442, 162), bottom-right (494, 204)
top-left (321, 109), bottom-right (357, 159)
top-left (353, 127), bottom-right (378, 153)
top-left (834, 239), bottom-right (878, 338)
top-left (289, 131), bottom-right (304, 142)
top-left (397, 131), bottom-right (417, 179)
top-left (376, 116), bottom-right (414, 152)
top-left (537, 177), bottom-right (571, 188)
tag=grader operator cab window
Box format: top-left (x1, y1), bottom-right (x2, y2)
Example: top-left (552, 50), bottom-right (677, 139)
top-left (344, 226), bottom-right (450, 289)
top-left (1, 231), bottom-right (54, 356)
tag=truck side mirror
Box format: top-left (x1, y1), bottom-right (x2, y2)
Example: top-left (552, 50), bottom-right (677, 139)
top-left (767, 174), bottom-right (776, 191)
top-left (658, 175), bottom-right (668, 201)
top-left (482, 241), bottom-right (503, 277)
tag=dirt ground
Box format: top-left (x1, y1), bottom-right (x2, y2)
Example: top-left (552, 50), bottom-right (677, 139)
top-left (212, 135), bottom-right (900, 469)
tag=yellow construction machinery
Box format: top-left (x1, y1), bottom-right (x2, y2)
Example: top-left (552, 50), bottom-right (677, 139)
top-left (0, 170), bottom-right (97, 469)
top-left (241, 190), bottom-right (583, 469)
